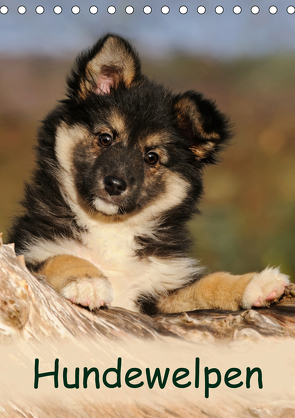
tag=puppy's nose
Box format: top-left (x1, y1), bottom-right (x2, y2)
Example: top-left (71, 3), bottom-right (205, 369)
top-left (104, 175), bottom-right (127, 196)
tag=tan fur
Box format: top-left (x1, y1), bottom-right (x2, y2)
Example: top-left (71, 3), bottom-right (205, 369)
top-left (108, 112), bottom-right (126, 136)
top-left (190, 143), bottom-right (214, 159)
top-left (157, 271), bottom-right (256, 313)
top-left (37, 254), bottom-right (106, 292)
top-left (142, 132), bottom-right (169, 146)
top-left (36, 254), bottom-right (114, 310)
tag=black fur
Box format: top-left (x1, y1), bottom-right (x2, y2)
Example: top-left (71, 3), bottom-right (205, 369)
top-left (8, 106), bottom-right (86, 262)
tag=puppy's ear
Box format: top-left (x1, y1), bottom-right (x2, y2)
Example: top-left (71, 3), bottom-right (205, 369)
top-left (173, 92), bottom-right (231, 164)
top-left (67, 34), bottom-right (142, 100)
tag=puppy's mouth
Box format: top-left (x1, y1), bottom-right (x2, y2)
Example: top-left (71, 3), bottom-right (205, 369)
top-left (98, 196), bottom-right (116, 204)
top-left (85, 174), bottom-right (140, 216)
top-left (92, 192), bottom-right (140, 216)
top-left (92, 187), bottom-right (132, 214)
top-left (89, 175), bottom-right (132, 215)
top-left (97, 189), bottom-right (127, 205)
top-left (92, 196), bottom-right (120, 215)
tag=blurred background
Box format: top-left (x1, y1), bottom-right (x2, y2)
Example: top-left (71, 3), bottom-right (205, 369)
top-left (1, 0), bottom-right (295, 277)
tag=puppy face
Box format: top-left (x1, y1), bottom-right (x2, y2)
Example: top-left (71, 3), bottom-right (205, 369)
top-left (68, 90), bottom-right (194, 217)
top-left (53, 34), bottom-right (231, 219)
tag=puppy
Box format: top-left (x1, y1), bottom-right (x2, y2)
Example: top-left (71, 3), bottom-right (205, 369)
top-left (7, 34), bottom-right (289, 314)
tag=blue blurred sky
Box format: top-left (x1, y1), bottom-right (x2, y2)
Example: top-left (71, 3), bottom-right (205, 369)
top-left (0, 0), bottom-right (295, 59)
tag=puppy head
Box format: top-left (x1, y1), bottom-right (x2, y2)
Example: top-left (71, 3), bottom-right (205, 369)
top-left (54, 34), bottom-right (231, 219)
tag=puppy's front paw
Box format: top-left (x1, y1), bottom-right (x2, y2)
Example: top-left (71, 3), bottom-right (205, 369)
top-left (242, 267), bottom-right (289, 309)
top-left (61, 276), bottom-right (113, 310)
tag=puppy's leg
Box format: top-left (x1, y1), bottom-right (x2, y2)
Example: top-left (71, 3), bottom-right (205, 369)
top-left (157, 267), bottom-right (289, 314)
top-left (37, 255), bottom-right (113, 310)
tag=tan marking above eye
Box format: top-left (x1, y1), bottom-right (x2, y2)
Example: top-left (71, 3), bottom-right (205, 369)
top-left (143, 132), bottom-right (170, 147)
top-left (93, 113), bottom-right (128, 146)
top-left (108, 112), bottom-right (126, 134)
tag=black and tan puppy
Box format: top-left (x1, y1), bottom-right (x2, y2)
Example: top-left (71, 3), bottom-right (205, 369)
top-left (8, 34), bottom-right (289, 314)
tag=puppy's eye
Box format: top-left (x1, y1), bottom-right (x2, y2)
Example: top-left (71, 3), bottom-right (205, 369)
top-left (99, 133), bottom-right (113, 147)
top-left (144, 152), bottom-right (159, 165)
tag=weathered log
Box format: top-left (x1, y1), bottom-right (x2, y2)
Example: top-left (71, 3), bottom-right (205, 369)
top-left (1, 234), bottom-right (295, 418)
top-left (1, 234), bottom-right (295, 342)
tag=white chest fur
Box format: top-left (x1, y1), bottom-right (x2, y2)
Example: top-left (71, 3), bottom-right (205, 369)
top-left (23, 219), bottom-right (200, 311)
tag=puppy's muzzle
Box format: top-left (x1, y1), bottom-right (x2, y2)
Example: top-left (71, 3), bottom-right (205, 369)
top-left (104, 175), bottom-right (127, 196)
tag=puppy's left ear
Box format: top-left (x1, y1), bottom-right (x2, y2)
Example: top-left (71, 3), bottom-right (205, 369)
top-left (173, 92), bottom-right (231, 164)
top-left (67, 34), bottom-right (142, 100)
